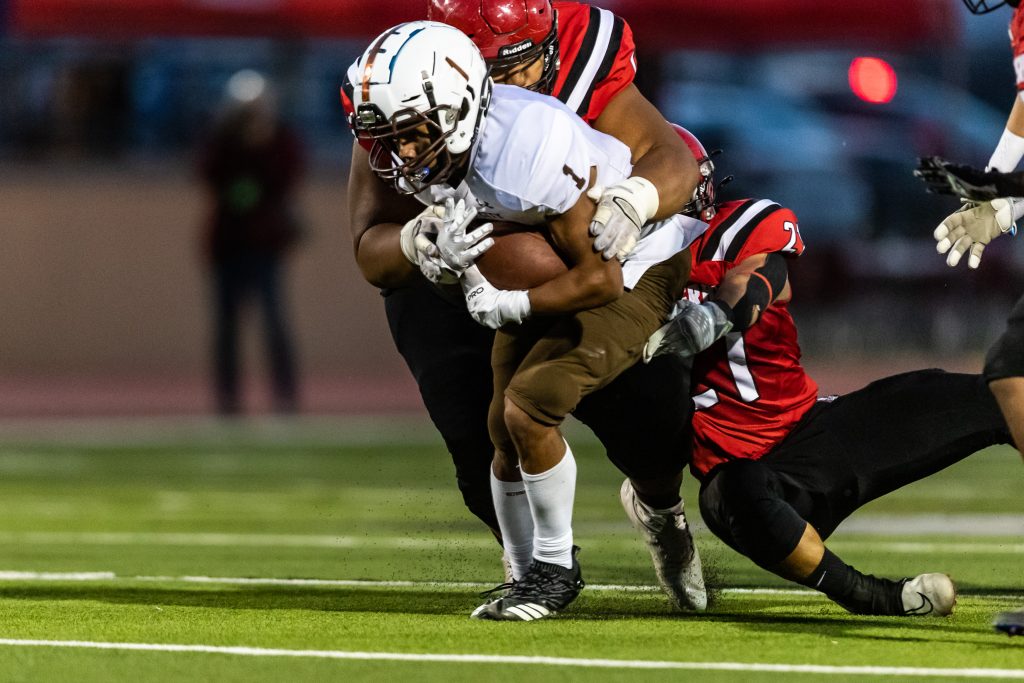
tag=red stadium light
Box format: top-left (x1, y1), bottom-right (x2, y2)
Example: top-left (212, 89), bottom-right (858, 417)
top-left (848, 56), bottom-right (897, 104)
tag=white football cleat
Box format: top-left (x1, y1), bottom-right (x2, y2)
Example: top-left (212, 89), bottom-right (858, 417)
top-left (901, 573), bottom-right (957, 616)
top-left (620, 479), bottom-right (707, 611)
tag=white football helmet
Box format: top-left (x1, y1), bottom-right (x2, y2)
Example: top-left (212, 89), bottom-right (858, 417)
top-left (347, 21), bottom-right (491, 193)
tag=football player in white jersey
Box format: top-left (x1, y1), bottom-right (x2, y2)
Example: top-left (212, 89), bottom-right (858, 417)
top-left (345, 2), bottom-right (703, 618)
top-left (914, 0), bottom-right (1024, 636)
top-left (347, 21), bottom-right (706, 620)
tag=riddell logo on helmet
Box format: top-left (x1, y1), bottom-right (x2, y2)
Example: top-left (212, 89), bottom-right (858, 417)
top-left (498, 40), bottom-right (535, 58)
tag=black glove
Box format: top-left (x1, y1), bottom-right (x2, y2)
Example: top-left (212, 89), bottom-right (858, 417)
top-left (914, 156), bottom-right (1024, 201)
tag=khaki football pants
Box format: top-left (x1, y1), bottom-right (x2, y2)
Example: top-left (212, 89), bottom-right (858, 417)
top-left (487, 251), bottom-right (691, 452)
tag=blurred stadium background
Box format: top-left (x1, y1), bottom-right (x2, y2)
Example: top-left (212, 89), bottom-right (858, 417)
top-left (0, 0), bottom-right (1018, 416)
top-left (2, 2), bottom-right (1023, 677)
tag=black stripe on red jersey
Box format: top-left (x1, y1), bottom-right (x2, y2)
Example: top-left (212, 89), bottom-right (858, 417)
top-left (576, 15), bottom-right (624, 117)
top-left (723, 203), bottom-right (783, 262)
top-left (557, 6), bottom-right (602, 112)
top-left (698, 199), bottom-right (755, 262)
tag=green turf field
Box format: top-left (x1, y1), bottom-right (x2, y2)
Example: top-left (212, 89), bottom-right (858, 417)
top-left (0, 417), bottom-right (1020, 681)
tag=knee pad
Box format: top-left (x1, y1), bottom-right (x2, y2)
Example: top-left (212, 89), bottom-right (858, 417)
top-left (698, 460), bottom-right (807, 567)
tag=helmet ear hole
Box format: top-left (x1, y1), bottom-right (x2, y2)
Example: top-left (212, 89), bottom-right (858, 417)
top-left (459, 98), bottom-right (470, 121)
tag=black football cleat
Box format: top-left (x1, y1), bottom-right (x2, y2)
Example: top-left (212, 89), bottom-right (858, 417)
top-left (471, 547), bottom-right (584, 621)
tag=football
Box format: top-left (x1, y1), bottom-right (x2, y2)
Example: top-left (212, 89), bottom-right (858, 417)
top-left (476, 222), bottom-right (570, 290)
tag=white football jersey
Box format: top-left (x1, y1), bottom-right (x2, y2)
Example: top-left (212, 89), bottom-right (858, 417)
top-left (415, 83), bottom-right (708, 288)
top-left (417, 84), bottom-right (633, 224)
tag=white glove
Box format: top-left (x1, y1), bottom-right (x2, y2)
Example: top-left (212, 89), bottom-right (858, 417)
top-left (460, 265), bottom-right (531, 329)
top-left (934, 198), bottom-right (1017, 269)
top-left (399, 204), bottom-right (458, 284)
top-left (588, 176), bottom-right (660, 261)
top-left (399, 204), bottom-right (445, 264)
top-left (414, 247), bottom-right (459, 285)
top-left (424, 197), bottom-right (494, 273)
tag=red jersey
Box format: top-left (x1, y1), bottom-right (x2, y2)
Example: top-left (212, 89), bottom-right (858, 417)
top-left (686, 199), bottom-right (819, 479)
top-left (340, 3), bottom-right (635, 135)
top-left (550, 2), bottom-right (636, 124)
top-left (1010, 4), bottom-right (1024, 91)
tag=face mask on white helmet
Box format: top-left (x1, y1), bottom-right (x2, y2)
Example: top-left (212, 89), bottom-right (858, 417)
top-left (347, 21), bottom-right (492, 194)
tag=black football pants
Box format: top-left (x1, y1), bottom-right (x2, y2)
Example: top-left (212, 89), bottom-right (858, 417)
top-left (698, 370), bottom-right (1010, 569)
top-left (384, 280), bottom-right (694, 535)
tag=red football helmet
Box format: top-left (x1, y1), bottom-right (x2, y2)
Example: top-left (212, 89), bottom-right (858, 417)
top-left (670, 123), bottom-right (720, 222)
top-left (428, 0), bottom-right (560, 93)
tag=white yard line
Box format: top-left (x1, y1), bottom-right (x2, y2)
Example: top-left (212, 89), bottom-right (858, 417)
top-left (0, 639), bottom-right (1020, 678)
top-left (0, 571), bottom-right (1019, 601)
top-left (835, 515), bottom-right (1024, 537)
top-left (0, 530), bottom-right (1020, 552)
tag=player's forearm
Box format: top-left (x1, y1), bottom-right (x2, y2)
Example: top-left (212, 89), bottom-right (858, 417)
top-left (713, 254), bottom-right (790, 330)
top-left (353, 223), bottom-right (419, 289)
top-left (347, 142), bottom-right (424, 288)
top-left (592, 84), bottom-right (700, 220)
top-left (630, 141), bottom-right (701, 221)
top-left (527, 265), bottom-right (623, 314)
top-left (540, 195), bottom-right (625, 312)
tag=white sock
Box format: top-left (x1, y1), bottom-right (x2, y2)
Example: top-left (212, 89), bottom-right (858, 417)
top-left (521, 441), bottom-right (577, 569)
top-left (490, 470), bottom-right (534, 581)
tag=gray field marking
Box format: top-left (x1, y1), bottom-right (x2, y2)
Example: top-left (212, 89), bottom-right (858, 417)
top-left (835, 514), bottom-right (1024, 536)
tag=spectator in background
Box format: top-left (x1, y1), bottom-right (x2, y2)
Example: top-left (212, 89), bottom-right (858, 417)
top-left (199, 69), bottom-right (304, 415)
